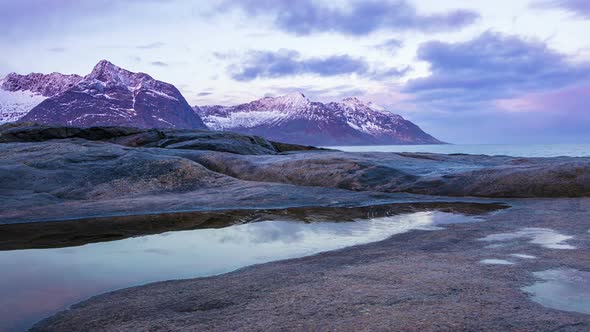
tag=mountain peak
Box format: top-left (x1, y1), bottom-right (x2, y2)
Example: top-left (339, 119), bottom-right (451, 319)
top-left (89, 59), bottom-right (119, 76)
top-left (286, 91), bottom-right (307, 99)
top-left (88, 60), bottom-right (122, 81)
top-left (95, 59), bottom-right (116, 68)
top-left (86, 60), bottom-right (153, 88)
top-left (341, 96), bottom-right (363, 103)
top-left (340, 96), bottom-right (387, 113)
top-left (14, 61), bottom-right (206, 129)
top-left (198, 94), bottom-right (442, 145)
top-left (274, 92), bottom-right (309, 107)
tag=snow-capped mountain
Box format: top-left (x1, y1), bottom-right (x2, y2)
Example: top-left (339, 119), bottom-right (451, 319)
top-left (197, 93), bottom-right (443, 145)
top-left (0, 72), bottom-right (82, 124)
top-left (18, 60), bottom-right (206, 129)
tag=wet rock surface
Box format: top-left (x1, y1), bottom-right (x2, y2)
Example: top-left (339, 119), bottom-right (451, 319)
top-left (1, 124), bottom-right (589, 225)
top-left (1, 124), bottom-right (590, 331)
top-left (189, 151), bottom-right (590, 198)
top-left (31, 199), bottom-right (590, 331)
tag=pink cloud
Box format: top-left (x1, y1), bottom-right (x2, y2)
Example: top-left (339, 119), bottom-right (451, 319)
top-left (496, 83), bottom-right (590, 113)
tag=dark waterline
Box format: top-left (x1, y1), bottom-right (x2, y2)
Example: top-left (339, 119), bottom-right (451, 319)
top-left (0, 211), bottom-right (481, 331)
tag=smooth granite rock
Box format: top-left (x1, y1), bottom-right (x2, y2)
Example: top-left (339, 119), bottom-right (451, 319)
top-left (1, 124), bottom-right (590, 227)
top-left (0, 123), bottom-right (319, 155)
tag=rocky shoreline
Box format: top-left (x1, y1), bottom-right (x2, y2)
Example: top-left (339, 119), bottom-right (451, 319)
top-left (1, 124), bottom-right (589, 331)
top-left (31, 199), bottom-right (590, 332)
top-left (2, 123), bottom-right (588, 225)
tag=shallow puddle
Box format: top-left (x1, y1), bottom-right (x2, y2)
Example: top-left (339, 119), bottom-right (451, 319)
top-left (480, 228), bottom-right (575, 249)
top-left (522, 269), bottom-right (590, 315)
top-left (480, 259), bottom-right (514, 265)
top-left (0, 211), bottom-right (481, 331)
top-left (511, 253), bottom-right (536, 259)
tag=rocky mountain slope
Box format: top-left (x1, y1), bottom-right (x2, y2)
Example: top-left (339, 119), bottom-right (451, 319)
top-left (21, 60), bottom-right (207, 129)
top-left (197, 93), bottom-right (443, 146)
top-left (4, 60), bottom-right (206, 129)
top-left (0, 72), bottom-right (82, 124)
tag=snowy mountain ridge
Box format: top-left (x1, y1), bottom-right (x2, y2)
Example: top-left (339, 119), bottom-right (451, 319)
top-left (1, 62), bottom-right (441, 146)
top-left (197, 94), bottom-right (443, 146)
top-left (18, 60), bottom-right (206, 129)
top-left (0, 72), bottom-right (83, 124)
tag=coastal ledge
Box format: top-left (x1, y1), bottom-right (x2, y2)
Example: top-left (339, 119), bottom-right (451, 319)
top-left (1, 124), bottom-right (589, 244)
top-left (1, 124), bottom-right (590, 226)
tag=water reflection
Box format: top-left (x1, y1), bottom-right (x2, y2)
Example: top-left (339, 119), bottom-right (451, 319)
top-left (522, 269), bottom-right (590, 315)
top-left (480, 228), bottom-right (575, 250)
top-left (510, 253), bottom-right (536, 259)
top-left (0, 211), bottom-right (480, 331)
top-left (480, 259), bottom-right (514, 265)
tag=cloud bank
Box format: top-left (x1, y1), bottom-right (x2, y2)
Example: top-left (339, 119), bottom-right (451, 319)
top-left (533, 0), bottom-right (590, 18)
top-left (219, 0), bottom-right (479, 36)
top-left (405, 32), bottom-right (590, 107)
top-left (223, 49), bottom-right (407, 81)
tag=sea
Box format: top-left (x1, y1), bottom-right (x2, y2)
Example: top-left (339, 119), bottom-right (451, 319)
top-left (326, 144), bottom-right (590, 158)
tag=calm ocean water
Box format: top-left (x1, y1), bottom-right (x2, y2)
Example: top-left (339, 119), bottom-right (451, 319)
top-left (327, 144), bottom-right (590, 158)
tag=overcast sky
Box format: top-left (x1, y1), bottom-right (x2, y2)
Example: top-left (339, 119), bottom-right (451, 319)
top-left (1, 0), bottom-right (589, 144)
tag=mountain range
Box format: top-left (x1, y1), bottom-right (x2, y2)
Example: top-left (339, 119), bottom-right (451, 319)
top-left (0, 60), bottom-right (443, 145)
top-left (196, 93), bottom-right (442, 145)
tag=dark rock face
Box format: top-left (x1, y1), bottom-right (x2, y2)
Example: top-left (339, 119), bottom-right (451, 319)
top-left (20, 60), bottom-right (207, 130)
top-left (0, 123), bottom-right (309, 155)
top-left (1, 72), bottom-right (83, 97)
top-left (197, 93), bottom-right (443, 146)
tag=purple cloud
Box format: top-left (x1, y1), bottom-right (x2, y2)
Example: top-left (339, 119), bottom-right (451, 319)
top-left (395, 32), bottom-right (590, 143)
top-left (47, 47), bottom-right (66, 53)
top-left (375, 38), bottom-right (404, 53)
top-left (227, 50), bottom-right (368, 80)
top-left (223, 49), bottom-right (407, 81)
top-left (151, 61), bottom-right (169, 67)
top-left (405, 32), bottom-right (590, 102)
top-left (533, 0), bottom-right (590, 18)
top-left (219, 0), bottom-right (479, 36)
top-left (0, 0), bottom-right (164, 40)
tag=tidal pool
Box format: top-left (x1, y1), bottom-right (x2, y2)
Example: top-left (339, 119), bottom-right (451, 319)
top-left (522, 269), bottom-right (590, 315)
top-left (0, 211), bottom-right (481, 331)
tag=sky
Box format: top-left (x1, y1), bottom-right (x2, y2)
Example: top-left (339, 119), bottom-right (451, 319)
top-left (0, 0), bottom-right (589, 144)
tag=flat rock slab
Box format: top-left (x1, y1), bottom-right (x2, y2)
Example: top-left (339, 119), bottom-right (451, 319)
top-left (2, 125), bottom-right (590, 224)
top-left (32, 199), bottom-right (590, 331)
